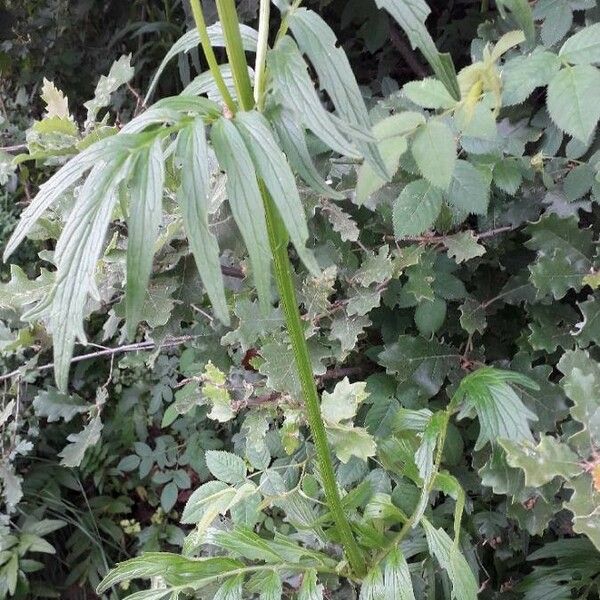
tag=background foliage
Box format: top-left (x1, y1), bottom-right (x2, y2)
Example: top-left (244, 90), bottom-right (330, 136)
top-left (2, 0), bottom-right (600, 598)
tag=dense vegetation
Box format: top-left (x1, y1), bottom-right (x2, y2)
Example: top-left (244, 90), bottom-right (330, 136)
top-left (2, 0), bottom-right (600, 598)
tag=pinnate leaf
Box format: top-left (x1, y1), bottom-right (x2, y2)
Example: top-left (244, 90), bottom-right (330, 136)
top-left (211, 117), bottom-right (271, 312)
top-left (177, 119), bottom-right (229, 324)
top-left (126, 137), bottom-right (165, 337)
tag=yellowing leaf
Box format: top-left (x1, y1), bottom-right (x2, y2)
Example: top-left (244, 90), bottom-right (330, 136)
top-left (41, 78), bottom-right (71, 119)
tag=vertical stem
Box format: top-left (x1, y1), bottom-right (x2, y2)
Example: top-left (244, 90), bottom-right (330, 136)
top-left (254, 0), bottom-right (270, 108)
top-left (200, 0), bottom-right (365, 577)
top-left (262, 188), bottom-right (365, 577)
top-left (215, 0), bottom-right (255, 111)
top-left (189, 0), bottom-right (236, 113)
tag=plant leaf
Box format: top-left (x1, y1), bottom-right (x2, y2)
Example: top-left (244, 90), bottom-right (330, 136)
top-left (234, 110), bottom-right (319, 275)
top-left (288, 8), bottom-right (388, 179)
top-left (126, 137), bottom-right (165, 338)
top-left (411, 120), bottom-right (456, 190)
top-left (58, 415), bottom-right (103, 467)
top-left (27, 155), bottom-right (132, 390)
top-left (455, 367), bottom-right (539, 450)
top-left (423, 519), bottom-right (478, 600)
top-left (356, 112), bottom-right (425, 204)
top-left (270, 107), bottom-right (343, 199)
top-left (445, 159), bottom-right (490, 215)
top-left (97, 553), bottom-right (245, 593)
top-left (205, 450), bottom-right (247, 484)
top-left (268, 36), bottom-right (359, 158)
top-left (393, 179), bottom-right (443, 238)
top-left (547, 65), bottom-right (600, 142)
top-left (298, 569), bottom-right (323, 600)
top-left (211, 117), bottom-right (271, 312)
top-left (560, 23), bottom-right (600, 65)
top-left (500, 436), bottom-right (582, 487)
top-left (374, 0), bottom-right (460, 100)
top-left (145, 22), bottom-right (259, 101)
top-left (3, 135), bottom-right (133, 260)
top-left (176, 118), bottom-right (229, 324)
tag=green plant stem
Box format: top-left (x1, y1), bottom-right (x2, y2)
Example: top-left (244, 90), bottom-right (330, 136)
top-left (275, 0), bottom-right (303, 43)
top-left (374, 408), bottom-right (452, 565)
top-left (262, 188), bottom-right (365, 577)
top-left (189, 0), bottom-right (236, 113)
top-left (201, 0), bottom-right (365, 577)
top-left (199, 0), bottom-right (366, 577)
top-left (254, 0), bottom-right (270, 108)
top-left (215, 0), bottom-right (255, 111)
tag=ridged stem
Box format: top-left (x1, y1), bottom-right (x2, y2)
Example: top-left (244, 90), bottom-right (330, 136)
top-left (262, 187), bottom-right (366, 577)
top-left (215, 0), bottom-right (255, 111)
top-left (189, 0), bottom-right (236, 112)
top-left (254, 0), bottom-right (270, 108)
top-left (212, 0), bottom-right (366, 576)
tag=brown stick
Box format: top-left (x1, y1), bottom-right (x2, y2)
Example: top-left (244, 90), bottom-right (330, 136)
top-left (0, 335), bottom-right (200, 383)
top-left (390, 26), bottom-right (428, 80)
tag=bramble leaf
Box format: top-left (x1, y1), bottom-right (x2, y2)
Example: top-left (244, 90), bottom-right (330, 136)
top-left (455, 367), bottom-right (539, 450)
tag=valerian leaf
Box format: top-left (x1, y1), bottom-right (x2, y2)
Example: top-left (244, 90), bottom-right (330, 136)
top-left (268, 36), bottom-right (359, 158)
top-left (97, 553), bottom-right (245, 593)
top-left (26, 154), bottom-right (132, 390)
top-left (373, 0), bottom-right (460, 100)
top-left (234, 110), bottom-right (319, 275)
top-left (298, 569), bottom-right (323, 600)
top-left (423, 519), bottom-right (478, 600)
top-left (270, 107), bottom-right (343, 199)
top-left (126, 137), bottom-right (165, 338)
top-left (145, 22), bottom-right (259, 101)
top-left (211, 117), bottom-right (271, 312)
top-left (176, 119), bottom-right (229, 324)
top-left (288, 8), bottom-right (388, 179)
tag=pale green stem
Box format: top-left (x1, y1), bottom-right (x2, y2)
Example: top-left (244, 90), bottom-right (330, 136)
top-left (373, 408), bottom-right (452, 565)
top-left (211, 0), bottom-right (366, 577)
top-left (254, 0), bottom-right (271, 108)
top-left (215, 0), bottom-right (255, 111)
top-left (189, 0), bottom-right (236, 112)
